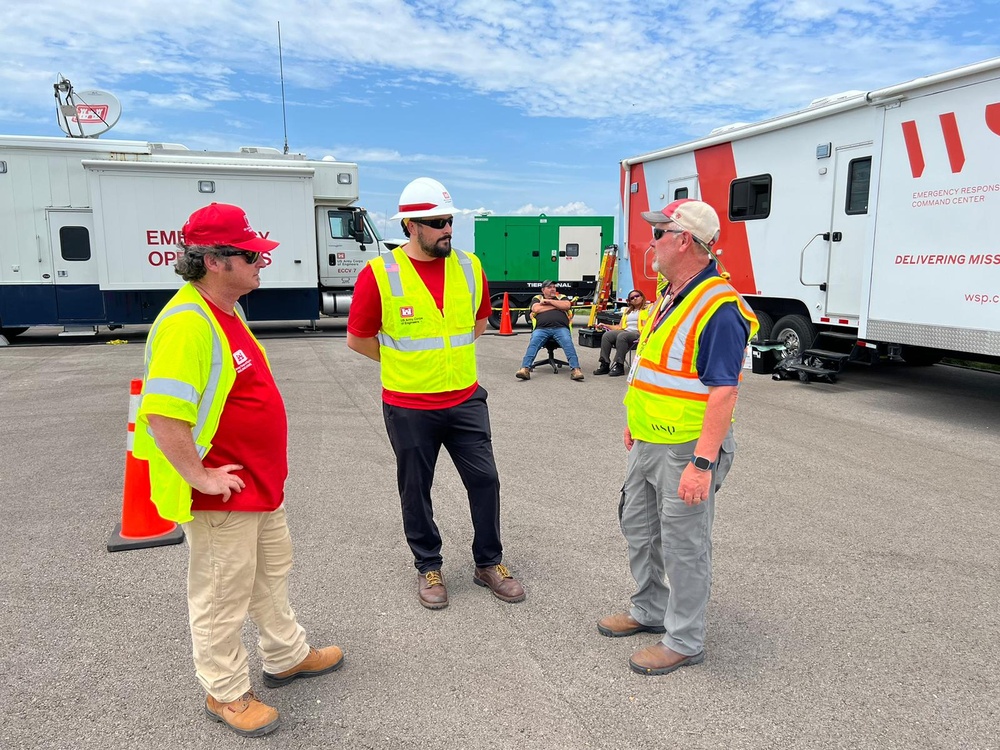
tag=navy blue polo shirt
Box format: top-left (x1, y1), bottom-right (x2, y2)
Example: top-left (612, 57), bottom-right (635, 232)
top-left (655, 263), bottom-right (751, 387)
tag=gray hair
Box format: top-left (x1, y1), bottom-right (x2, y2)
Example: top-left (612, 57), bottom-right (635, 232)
top-left (173, 244), bottom-right (231, 281)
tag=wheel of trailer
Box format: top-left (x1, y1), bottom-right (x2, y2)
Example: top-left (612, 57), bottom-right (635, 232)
top-left (900, 345), bottom-right (942, 366)
top-left (751, 310), bottom-right (773, 343)
top-left (487, 294), bottom-right (506, 330)
top-left (771, 314), bottom-right (816, 360)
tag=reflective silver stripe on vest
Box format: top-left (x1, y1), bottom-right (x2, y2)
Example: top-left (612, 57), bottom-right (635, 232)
top-left (382, 249), bottom-right (478, 307)
top-left (455, 250), bottom-right (477, 315)
top-left (633, 284), bottom-right (733, 395)
top-left (633, 369), bottom-right (710, 395)
top-left (384, 254), bottom-right (405, 297)
top-left (143, 377), bottom-right (199, 405)
top-left (449, 332), bottom-right (475, 347)
top-left (376, 333), bottom-right (446, 351)
top-left (143, 301), bottom-right (225, 458)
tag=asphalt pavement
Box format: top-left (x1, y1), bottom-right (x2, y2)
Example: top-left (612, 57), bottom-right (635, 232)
top-left (1, 326), bottom-right (998, 749)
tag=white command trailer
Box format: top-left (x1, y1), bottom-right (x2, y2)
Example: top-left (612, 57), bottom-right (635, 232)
top-left (0, 135), bottom-right (393, 339)
top-left (620, 57), bottom-right (1000, 377)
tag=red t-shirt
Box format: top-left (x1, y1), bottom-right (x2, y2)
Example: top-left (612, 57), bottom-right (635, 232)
top-left (347, 254), bottom-right (492, 410)
top-left (190, 300), bottom-right (289, 512)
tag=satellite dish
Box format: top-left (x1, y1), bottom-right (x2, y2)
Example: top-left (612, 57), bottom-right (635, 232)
top-left (54, 77), bottom-right (122, 138)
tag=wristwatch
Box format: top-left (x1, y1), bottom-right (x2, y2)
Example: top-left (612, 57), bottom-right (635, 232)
top-left (690, 455), bottom-right (714, 471)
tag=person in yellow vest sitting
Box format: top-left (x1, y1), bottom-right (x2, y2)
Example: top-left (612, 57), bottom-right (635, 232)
top-left (347, 177), bottom-right (525, 610)
top-left (596, 199), bottom-right (758, 677)
top-left (135, 203), bottom-right (344, 738)
top-left (593, 288), bottom-right (651, 377)
top-left (514, 280), bottom-right (585, 381)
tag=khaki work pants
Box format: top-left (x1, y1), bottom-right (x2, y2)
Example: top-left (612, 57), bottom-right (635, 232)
top-left (186, 506), bottom-right (309, 702)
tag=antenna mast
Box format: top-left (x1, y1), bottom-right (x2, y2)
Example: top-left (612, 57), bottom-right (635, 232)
top-left (278, 21), bottom-right (290, 154)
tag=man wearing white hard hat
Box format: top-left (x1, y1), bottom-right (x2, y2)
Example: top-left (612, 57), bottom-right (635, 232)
top-left (596, 199), bottom-right (758, 676)
top-left (347, 177), bottom-right (525, 609)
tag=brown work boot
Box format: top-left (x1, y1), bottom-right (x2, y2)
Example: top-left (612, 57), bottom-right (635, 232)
top-left (262, 645), bottom-right (345, 688)
top-left (515, 367), bottom-right (531, 380)
top-left (205, 690), bottom-right (280, 738)
top-left (571, 368), bottom-right (585, 381)
top-left (473, 563), bottom-right (526, 603)
top-left (629, 642), bottom-right (705, 676)
top-left (596, 612), bottom-right (666, 638)
top-left (418, 570), bottom-right (449, 609)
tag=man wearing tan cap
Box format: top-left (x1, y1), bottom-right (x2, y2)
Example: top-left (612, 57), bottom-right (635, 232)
top-left (597, 199), bottom-right (758, 676)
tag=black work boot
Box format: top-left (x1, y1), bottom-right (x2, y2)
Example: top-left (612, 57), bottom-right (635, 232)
top-left (593, 360), bottom-right (610, 375)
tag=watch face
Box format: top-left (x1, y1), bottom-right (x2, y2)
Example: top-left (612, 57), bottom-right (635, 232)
top-left (693, 456), bottom-right (712, 470)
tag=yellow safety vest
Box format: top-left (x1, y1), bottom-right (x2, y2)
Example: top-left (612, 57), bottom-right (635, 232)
top-left (134, 283), bottom-right (268, 523)
top-left (625, 275), bottom-right (758, 444)
top-left (619, 306), bottom-right (652, 331)
top-left (369, 246), bottom-right (483, 393)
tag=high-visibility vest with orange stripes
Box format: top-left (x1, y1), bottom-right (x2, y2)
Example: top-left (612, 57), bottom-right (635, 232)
top-left (369, 246), bottom-right (483, 393)
top-left (624, 275), bottom-right (758, 444)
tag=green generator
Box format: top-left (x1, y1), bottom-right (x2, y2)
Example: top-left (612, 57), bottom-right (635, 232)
top-left (473, 213), bottom-right (615, 328)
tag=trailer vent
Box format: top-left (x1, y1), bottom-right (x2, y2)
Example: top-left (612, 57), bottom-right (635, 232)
top-left (240, 147), bottom-right (283, 155)
top-left (709, 122), bottom-right (750, 136)
top-left (807, 90), bottom-right (865, 108)
top-left (150, 143), bottom-right (190, 151)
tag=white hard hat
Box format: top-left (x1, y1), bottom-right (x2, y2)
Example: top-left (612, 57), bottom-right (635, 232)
top-left (391, 177), bottom-right (457, 220)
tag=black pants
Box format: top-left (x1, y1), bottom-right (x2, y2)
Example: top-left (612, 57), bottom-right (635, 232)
top-left (382, 386), bottom-right (503, 574)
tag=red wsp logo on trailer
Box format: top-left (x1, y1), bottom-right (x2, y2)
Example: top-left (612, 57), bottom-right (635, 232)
top-left (901, 103), bottom-right (1000, 178)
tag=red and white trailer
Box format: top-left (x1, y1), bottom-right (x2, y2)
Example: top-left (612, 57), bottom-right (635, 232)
top-left (620, 57), bottom-right (1000, 377)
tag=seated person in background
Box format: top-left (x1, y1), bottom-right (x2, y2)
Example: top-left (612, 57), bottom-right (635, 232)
top-left (515, 280), bottom-right (585, 382)
top-left (594, 289), bottom-right (650, 377)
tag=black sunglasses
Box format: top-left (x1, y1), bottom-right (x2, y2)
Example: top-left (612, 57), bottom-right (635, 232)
top-left (217, 249), bottom-right (262, 264)
top-left (652, 226), bottom-right (685, 241)
top-left (410, 217), bottom-right (454, 229)
top-left (628, 294), bottom-right (643, 300)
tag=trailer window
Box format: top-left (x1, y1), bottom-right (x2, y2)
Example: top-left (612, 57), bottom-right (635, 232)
top-left (328, 210), bottom-right (372, 244)
top-left (59, 226), bottom-right (91, 261)
top-left (674, 187), bottom-right (688, 199)
top-left (729, 175), bottom-right (771, 220)
top-left (846, 157), bottom-right (871, 215)
top-left (565, 243), bottom-right (580, 257)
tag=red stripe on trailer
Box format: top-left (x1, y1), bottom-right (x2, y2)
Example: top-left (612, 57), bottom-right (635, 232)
top-left (938, 112), bottom-right (966, 173)
top-left (623, 163), bottom-right (657, 301)
top-left (693, 143), bottom-right (756, 295)
top-left (987, 102), bottom-right (1000, 136)
top-left (901, 120), bottom-right (925, 178)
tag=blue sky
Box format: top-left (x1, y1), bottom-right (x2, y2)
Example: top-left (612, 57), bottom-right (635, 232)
top-left (3, 0), bottom-right (999, 250)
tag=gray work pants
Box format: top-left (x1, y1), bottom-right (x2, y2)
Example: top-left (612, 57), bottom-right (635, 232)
top-left (619, 431), bottom-right (736, 655)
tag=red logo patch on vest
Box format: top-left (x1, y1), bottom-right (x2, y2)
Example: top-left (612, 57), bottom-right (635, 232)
top-left (400, 306), bottom-right (414, 318)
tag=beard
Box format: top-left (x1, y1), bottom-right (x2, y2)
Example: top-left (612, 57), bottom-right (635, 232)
top-left (651, 257), bottom-right (661, 273)
top-left (418, 234), bottom-right (452, 258)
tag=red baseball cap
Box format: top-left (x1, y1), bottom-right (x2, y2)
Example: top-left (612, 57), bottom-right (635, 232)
top-left (182, 203), bottom-right (280, 252)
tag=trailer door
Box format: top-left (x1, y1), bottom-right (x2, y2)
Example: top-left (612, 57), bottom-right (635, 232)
top-left (557, 225), bottom-right (602, 281)
top-left (825, 145), bottom-right (872, 317)
top-left (46, 209), bottom-right (106, 321)
top-left (505, 224), bottom-right (542, 280)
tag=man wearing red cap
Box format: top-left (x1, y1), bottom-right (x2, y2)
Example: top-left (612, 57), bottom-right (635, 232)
top-left (596, 200), bottom-right (758, 676)
top-left (134, 203), bottom-right (343, 737)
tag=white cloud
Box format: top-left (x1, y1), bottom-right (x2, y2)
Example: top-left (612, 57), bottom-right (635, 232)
top-left (511, 201), bottom-right (595, 216)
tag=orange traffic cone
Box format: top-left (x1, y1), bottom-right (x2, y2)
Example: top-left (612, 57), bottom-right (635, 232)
top-left (107, 379), bottom-right (185, 552)
top-left (498, 292), bottom-right (515, 336)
